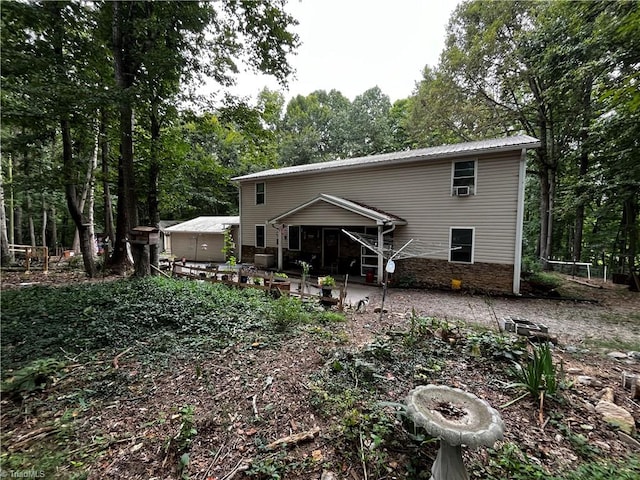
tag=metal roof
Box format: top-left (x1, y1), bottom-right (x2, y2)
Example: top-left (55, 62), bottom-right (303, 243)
top-left (268, 193), bottom-right (407, 226)
top-left (164, 216), bottom-right (240, 234)
top-left (232, 135), bottom-right (540, 182)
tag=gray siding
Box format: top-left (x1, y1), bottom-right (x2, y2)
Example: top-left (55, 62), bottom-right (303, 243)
top-left (171, 232), bottom-right (225, 262)
top-left (239, 151), bottom-right (521, 265)
top-left (279, 201), bottom-right (378, 226)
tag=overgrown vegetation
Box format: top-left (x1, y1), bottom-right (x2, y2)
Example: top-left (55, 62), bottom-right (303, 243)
top-left (1, 281), bottom-right (637, 479)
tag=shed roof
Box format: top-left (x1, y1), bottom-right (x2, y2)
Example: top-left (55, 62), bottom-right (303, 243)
top-left (232, 135), bottom-right (540, 182)
top-left (165, 216), bottom-right (240, 234)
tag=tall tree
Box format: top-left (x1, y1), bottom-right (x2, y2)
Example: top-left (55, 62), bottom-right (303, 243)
top-left (347, 86), bottom-right (394, 157)
top-left (102, 0), bottom-right (299, 275)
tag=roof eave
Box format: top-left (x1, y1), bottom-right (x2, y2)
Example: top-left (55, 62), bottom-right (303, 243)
top-left (232, 138), bottom-right (541, 183)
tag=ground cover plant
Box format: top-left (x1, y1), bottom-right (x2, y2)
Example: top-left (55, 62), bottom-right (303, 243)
top-left (1, 276), bottom-right (639, 479)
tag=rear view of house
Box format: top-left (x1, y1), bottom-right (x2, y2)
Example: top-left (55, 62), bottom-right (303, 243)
top-left (232, 136), bottom-right (540, 294)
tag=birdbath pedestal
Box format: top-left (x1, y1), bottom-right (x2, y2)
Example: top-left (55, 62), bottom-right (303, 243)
top-left (405, 384), bottom-right (504, 480)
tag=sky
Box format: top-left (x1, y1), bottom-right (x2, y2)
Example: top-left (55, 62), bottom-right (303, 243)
top-left (223, 0), bottom-right (462, 103)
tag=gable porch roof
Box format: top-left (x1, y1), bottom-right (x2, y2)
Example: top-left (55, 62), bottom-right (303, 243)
top-left (268, 193), bottom-right (407, 226)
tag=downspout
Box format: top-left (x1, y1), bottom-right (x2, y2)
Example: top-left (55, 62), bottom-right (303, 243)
top-left (377, 222), bottom-right (396, 283)
top-left (513, 148), bottom-right (527, 295)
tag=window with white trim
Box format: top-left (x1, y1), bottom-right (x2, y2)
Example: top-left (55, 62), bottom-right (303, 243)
top-left (256, 182), bottom-right (265, 205)
top-left (255, 225), bottom-right (265, 248)
top-left (449, 227), bottom-right (474, 263)
top-left (452, 160), bottom-right (476, 195)
top-left (288, 226), bottom-right (301, 251)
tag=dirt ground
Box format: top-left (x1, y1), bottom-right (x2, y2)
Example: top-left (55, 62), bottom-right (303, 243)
top-left (1, 270), bottom-right (639, 479)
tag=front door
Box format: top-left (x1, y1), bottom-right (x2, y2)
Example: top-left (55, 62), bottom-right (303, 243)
top-left (322, 228), bottom-right (340, 270)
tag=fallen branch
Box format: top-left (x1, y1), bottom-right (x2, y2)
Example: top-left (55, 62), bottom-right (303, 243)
top-left (566, 277), bottom-right (602, 289)
top-left (252, 394), bottom-right (258, 416)
top-left (112, 347), bottom-right (132, 369)
top-left (265, 426), bottom-right (320, 451)
top-left (500, 392), bottom-right (529, 409)
top-left (9, 425), bottom-right (59, 451)
top-left (220, 459), bottom-right (251, 480)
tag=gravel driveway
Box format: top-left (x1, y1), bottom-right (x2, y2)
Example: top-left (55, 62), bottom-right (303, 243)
top-left (359, 281), bottom-right (640, 348)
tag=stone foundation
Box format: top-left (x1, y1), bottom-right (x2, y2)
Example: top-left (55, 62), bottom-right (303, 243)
top-left (395, 258), bottom-right (515, 294)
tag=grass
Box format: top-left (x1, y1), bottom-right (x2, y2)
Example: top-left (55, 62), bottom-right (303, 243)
top-left (581, 336), bottom-right (640, 352)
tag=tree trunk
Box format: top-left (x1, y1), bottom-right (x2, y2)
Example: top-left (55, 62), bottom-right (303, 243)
top-left (101, 109), bottom-right (115, 248)
top-left (621, 194), bottom-right (638, 273)
top-left (573, 80), bottom-right (593, 262)
top-left (148, 96), bottom-right (161, 274)
top-left (72, 124), bottom-right (99, 254)
top-left (41, 195), bottom-right (47, 248)
top-left (27, 194), bottom-right (36, 246)
top-left (51, 3), bottom-right (96, 277)
top-left (61, 116), bottom-right (97, 277)
top-left (87, 122), bottom-right (98, 257)
top-left (14, 205), bottom-right (22, 245)
top-left (8, 153), bottom-right (15, 260)
top-left (110, 0), bottom-right (138, 272)
top-left (0, 166), bottom-right (11, 265)
top-left (50, 205), bottom-right (58, 255)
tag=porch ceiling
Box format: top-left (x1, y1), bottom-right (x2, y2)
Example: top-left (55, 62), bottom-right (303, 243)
top-left (268, 193), bottom-right (407, 226)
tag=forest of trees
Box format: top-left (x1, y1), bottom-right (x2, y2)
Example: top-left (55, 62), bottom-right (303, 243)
top-left (1, 0), bottom-right (638, 278)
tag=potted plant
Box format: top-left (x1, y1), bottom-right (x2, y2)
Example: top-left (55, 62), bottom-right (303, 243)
top-left (272, 272), bottom-right (290, 293)
top-left (320, 275), bottom-right (335, 298)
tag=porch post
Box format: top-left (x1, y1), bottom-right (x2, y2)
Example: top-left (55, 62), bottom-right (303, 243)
top-left (377, 225), bottom-right (384, 284)
top-left (277, 224), bottom-right (283, 271)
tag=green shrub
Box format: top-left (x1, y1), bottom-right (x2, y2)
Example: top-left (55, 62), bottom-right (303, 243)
top-left (509, 342), bottom-right (558, 398)
top-left (270, 295), bottom-right (309, 331)
top-left (528, 272), bottom-right (562, 291)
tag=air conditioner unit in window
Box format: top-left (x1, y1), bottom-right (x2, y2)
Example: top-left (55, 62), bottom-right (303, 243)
top-left (454, 185), bottom-right (471, 196)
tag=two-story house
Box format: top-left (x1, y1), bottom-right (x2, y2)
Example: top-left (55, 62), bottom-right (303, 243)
top-left (232, 135), bottom-right (540, 294)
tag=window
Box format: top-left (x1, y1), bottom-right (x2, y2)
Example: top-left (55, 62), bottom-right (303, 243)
top-left (255, 225), bottom-right (265, 248)
top-left (450, 227), bottom-right (474, 263)
top-left (256, 182), bottom-right (265, 205)
top-left (452, 160), bottom-right (476, 195)
top-left (288, 226), bottom-right (301, 251)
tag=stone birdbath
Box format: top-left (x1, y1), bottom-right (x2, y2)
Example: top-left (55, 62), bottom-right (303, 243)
top-left (405, 384), bottom-right (504, 480)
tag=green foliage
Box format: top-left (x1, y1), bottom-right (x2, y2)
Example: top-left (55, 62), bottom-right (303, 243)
top-left (509, 342), bottom-right (559, 398)
top-left (528, 272), bottom-right (562, 291)
top-left (0, 358), bottom-right (65, 395)
top-left (558, 457), bottom-right (640, 480)
top-left (553, 420), bottom-right (602, 461)
top-left (337, 406), bottom-right (397, 478)
top-left (470, 442), bottom-right (551, 479)
top-left (222, 228), bottom-right (236, 264)
top-left (269, 295), bottom-right (309, 331)
top-left (174, 405), bottom-right (197, 453)
top-left (320, 275), bottom-right (335, 287)
top-left (0, 278), bottom-right (274, 369)
top-left (522, 255), bottom-right (543, 274)
top-left (245, 450), bottom-right (314, 480)
top-left (465, 330), bottom-right (527, 361)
